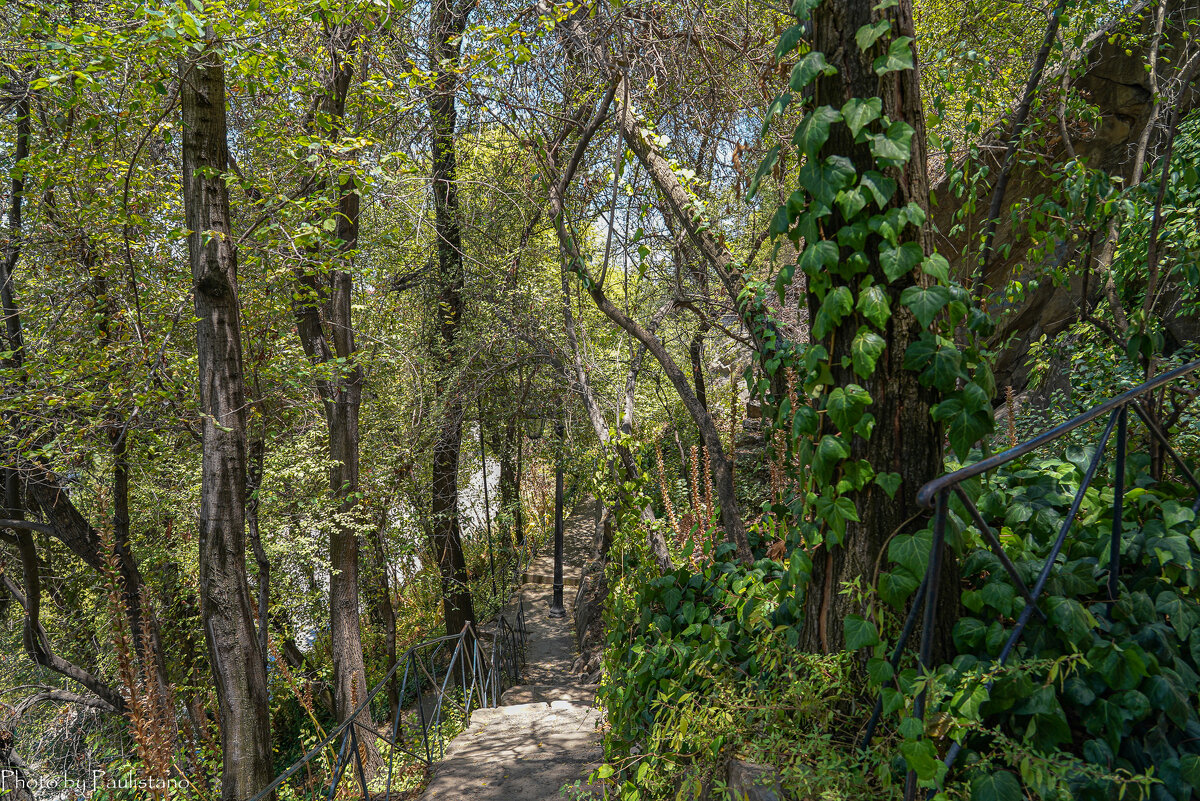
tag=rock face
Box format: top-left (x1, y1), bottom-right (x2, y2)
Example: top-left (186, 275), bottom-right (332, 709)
top-left (573, 557), bottom-right (607, 683)
top-left (726, 760), bottom-right (785, 801)
top-left (932, 0), bottom-right (1200, 393)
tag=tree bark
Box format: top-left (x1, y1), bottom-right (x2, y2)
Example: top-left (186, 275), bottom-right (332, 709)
top-left (286, 24), bottom-right (379, 757)
top-left (798, 0), bottom-right (956, 656)
top-left (365, 502), bottom-right (398, 721)
top-left (428, 0), bottom-right (477, 637)
top-left (180, 38), bottom-right (274, 801)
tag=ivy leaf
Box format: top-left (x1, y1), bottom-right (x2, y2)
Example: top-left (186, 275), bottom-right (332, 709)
top-left (816, 494), bottom-right (860, 542)
top-left (761, 92), bottom-right (792, 137)
top-left (799, 156), bottom-right (857, 206)
top-left (860, 170), bottom-right (896, 208)
top-left (774, 25), bottom-right (806, 62)
top-left (812, 285), bottom-right (854, 339)
top-left (855, 20), bottom-right (891, 52)
top-left (932, 396), bottom-right (992, 459)
top-left (904, 335), bottom-right (963, 390)
top-left (826, 384), bottom-right (871, 432)
top-left (969, 770), bottom-right (1022, 801)
top-left (869, 120), bottom-right (915, 167)
top-left (842, 96), bottom-right (882, 138)
top-left (813, 434), bottom-right (850, 484)
top-left (856, 284), bottom-right (891, 329)
top-left (798, 240), bottom-right (840, 279)
top-left (747, 145), bottom-right (779, 200)
top-left (792, 105), bottom-right (843, 158)
top-left (867, 656), bottom-right (894, 685)
top-left (1145, 673), bottom-right (1190, 728)
top-left (789, 51), bottom-right (836, 92)
top-left (790, 0), bottom-right (821, 20)
top-left (900, 739), bottom-right (941, 782)
top-left (873, 36), bottom-right (915, 76)
top-left (875, 471), bottom-right (902, 498)
top-left (792, 405), bottom-right (819, 438)
top-left (851, 327), bottom-right (886, 378)
top-left (835, 188), bottom-right (867, 220)
top-left (879, 567), bottom-right (919, 607)
top-left (921, 253), bottom-right (950, 283)
top-left (844, 615), bottom-right (880, 649)
top-left (900, 284), bottom-right (951, 328)
top-left (880, 241), bottom-right (924, 282)
top-left (889, 529), bottom-right (931, 575)
top-left (1156, 590), bottom-right (1197, 641)
top-left (838, 221), bottom-right (869, 251)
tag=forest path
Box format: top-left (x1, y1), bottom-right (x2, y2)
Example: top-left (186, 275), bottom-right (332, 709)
top-left (417, 500), bottom-right (604, 800)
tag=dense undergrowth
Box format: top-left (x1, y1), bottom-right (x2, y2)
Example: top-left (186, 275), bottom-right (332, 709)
top-left (594, 419), bottom-right (1200, 801)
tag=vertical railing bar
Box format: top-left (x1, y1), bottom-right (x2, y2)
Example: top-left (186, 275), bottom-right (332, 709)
top-left (416, 654), bottom-right (431, 765)
top-left (906, 490), bottom-right (948, 801)
top-left (952, 486), bottom-right (1046, 621)
top-left (1129, 400), bottom-right (1200, 494)
top-left (348, 723), bottom-right (368, 801)
top-left (1109, 405), bottom-right (1128, 604)
top-left (936, 409), bottom-right (1120, 779)
top-left (326, 730), bottom-right (351, 801)
top-left (859, 573), bottom-right (930, 751)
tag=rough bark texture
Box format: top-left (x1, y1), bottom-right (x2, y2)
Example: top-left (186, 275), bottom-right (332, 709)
top-left (799, 0), bottom-right (957, 656)
top-left (428, 0), bottom-right (477, 637)
top-left (180, 43), bottom-right (274, 801)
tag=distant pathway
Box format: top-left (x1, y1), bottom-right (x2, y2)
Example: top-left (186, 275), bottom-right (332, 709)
top-left (417, 500), bottom-right (603, 800)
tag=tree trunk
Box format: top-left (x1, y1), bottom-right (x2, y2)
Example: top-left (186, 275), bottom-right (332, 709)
top-left (246, 437), bottom-right (270, 675)
top-left (365, 502), bottom-right (398, 722)
top-left (180, 39), bottom-right (274, 801)
top-left (287, 26), bottom-right (379, 760)
top-left (428, 0), bottom-right (477, 638)
top-left (798, 0), bottom-right (957, 656)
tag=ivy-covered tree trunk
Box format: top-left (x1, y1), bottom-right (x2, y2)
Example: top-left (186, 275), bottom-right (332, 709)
top-left (796, 0), bottom-right (958, 655)
top-left (180, 40), bottom-right (274, 801)
top-left (428, 0), bottom-right (477, 638)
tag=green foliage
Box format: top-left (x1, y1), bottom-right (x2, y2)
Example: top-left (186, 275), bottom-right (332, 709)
top-left (872, 445), bottom-right (1200, 799)
top-left (594, 534), bottom-right (900, 799)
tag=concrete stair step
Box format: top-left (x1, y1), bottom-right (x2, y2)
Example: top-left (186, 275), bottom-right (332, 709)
top-left (501, 684), bottom-right (598, 705)
top-left (521, 572), bottom-right (582, 587)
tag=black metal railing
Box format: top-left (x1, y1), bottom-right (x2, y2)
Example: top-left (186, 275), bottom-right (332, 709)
top-left (859, 358), bottom-right (1200, 800)
top-left (249, 599), bottom-right (529, 801)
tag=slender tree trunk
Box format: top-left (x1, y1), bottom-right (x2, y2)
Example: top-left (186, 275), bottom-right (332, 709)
top-left (494, 417), bottom-right (518, 552)
top-left (799, 0), bottom-right (956, 656)
top-left (428, 0), bottom-right (477, 637)
top-left (287, 26), bottom-right (379, 758)
top-left (180, 39), bottom-right (273, 801)
top-left (365, 503), bottom-right (398, 722)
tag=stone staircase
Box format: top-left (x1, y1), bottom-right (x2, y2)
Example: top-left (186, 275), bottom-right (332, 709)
top-left (417, 501), bottom-right (604, 800)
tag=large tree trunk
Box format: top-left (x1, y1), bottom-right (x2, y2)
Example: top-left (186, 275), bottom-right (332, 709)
top-left (364, 500), bottom-right (398, 722)
top-left (180, 39), bottom-right (274, 801)
top-left (428, 0), bottom-right (477, 638)
top-left (798, 0), bottom-right (956, 656)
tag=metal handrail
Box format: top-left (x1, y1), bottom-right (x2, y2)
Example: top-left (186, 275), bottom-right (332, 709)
top-left (249, 597), bottom-right (528, 801)
top-left (915, 358), bottom-right (1200, 506)
top-left (862, 358), bottom-right (1200, 800)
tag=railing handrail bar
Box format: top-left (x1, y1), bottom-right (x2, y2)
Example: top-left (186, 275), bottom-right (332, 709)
top-left (247, 611), bottom-right (523, 801)
top-left (916, 358), bottom-right (1200, 507)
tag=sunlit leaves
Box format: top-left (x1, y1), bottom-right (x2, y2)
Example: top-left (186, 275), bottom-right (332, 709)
top-left (873, 36), bottom-right (915, 75)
